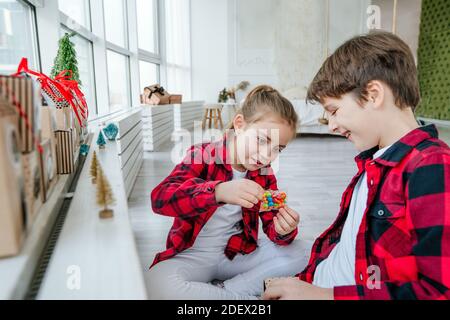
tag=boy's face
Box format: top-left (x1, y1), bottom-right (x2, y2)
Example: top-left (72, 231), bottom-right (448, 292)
top-left (323, 93), bottom-right (381, 152)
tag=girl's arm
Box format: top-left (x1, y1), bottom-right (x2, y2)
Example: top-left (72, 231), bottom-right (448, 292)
top-left (259, 173), bottom-right (298, 245)
top-left (151, 145), bottom-right (223, 218)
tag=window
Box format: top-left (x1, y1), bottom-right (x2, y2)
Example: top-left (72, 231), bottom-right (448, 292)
top-left (106, 50), bottom-right (130, 113)
top-left (139, 60), bottom-right (159, 92)
top-left (58, 0), bottom-right (91, 30)
top-left (136, 0), bottom-right (158, 54)
top-left (59, 0), bottom-right (96, 117)
top-left (103, 0), bottom-right (127, 48)
top-left (165, 0), bottom-right (192, 99)
top-left (68, 32), bottom-right (96, 118)
top-left (0, 0), bottom-right (39, 74)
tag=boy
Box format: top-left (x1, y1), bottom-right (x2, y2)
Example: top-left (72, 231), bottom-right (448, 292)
top-left (264, 31), bottom-right (450, 300)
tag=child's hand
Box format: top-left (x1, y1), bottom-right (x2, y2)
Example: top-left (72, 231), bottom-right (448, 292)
top-left (215, 179), bottom-right (265, 209)
top-left (274, 207), bottom-right (300, 236)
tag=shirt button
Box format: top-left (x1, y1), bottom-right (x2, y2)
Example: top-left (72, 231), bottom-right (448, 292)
top-left (359, 273), bottom-right (364, 281)
top-left (378, 210), bottom-right (385, 217)
top-left (370, 179), bottom-right (374, 186)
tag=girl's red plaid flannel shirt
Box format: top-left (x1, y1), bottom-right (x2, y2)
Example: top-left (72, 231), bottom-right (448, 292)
top-left (150, 137), bottom-right (298, 268)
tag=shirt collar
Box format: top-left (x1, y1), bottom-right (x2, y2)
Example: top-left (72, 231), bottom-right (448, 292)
top-left (355, 124), bottom-right (439, 168)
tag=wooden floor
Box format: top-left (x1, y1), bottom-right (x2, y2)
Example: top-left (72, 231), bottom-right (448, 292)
top-left (128, 133), bottom-right (358, 272)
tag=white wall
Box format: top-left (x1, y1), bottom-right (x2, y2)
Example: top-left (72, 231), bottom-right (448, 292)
top-left (191, 0), bottom-right (372, 103)
top-left (190, 0), bottom-right (228, 104)
top-left (372, 0), bottom-right (422, 61)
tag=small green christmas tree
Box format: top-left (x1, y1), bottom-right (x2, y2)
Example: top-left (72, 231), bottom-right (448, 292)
top-left (97, 131), bottom-right (106, 149)
top-left (51, 33), bottom-right (81, 85)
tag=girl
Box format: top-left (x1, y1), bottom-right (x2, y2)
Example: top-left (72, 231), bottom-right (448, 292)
top-left (146, 85), bottom-right (312, 300)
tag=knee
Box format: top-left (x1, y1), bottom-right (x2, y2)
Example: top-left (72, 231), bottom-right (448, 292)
top-left (145, 265), bottom-right (191, 300)
top-left (145, 266), bottom-right (175, 300)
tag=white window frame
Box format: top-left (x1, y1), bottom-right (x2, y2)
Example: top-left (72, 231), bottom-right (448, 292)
top-left (137, 0), bottom-right (162, 91)
top-left (0, 0), bottom-right (41, 74)
top-left (33, 0), bottom-right (193, 119)
top-left (59, 21), bottom-right (97, 116)
top-left (161, 0), bottom-right (192, 100)
top-left (102, 0), bottom-right (132, 114)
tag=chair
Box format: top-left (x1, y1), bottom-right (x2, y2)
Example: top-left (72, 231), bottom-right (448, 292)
top-left (202, 104), bottom-right (224, 130)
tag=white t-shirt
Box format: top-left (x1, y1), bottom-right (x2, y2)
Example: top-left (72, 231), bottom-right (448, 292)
top-left (313, 145), bottom-right (392, 288)
top-left (191, 168), bottom-right (248, 251)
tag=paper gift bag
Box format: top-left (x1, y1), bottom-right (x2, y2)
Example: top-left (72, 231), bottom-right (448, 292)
top-left (0, 75), bottom-right (41, 153)
top-left (0, 98), bottom-right (27, 258)
top-left (39, 138), bottom-right (58, 202)
top-left (73, 116), bottom-right (87, 147)
top-left (22, 151), bottom-right (43, 230)
top-left (143, 85), bottom-right (170, 105)
top-left (55, 130), bottom-right (75, 175)
top-left (54, 106), bottom-right (73, 131)
top-left (41, 106), bottom-right (57, 140)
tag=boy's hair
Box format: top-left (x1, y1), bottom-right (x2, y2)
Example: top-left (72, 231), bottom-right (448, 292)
top-left (230, 85), bottom-right (298, 134)
top-left (307, 31), bottom-right (421, 110)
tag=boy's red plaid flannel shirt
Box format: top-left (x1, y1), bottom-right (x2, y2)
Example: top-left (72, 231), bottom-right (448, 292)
top-left (298, 125), bottom-right (450, 300)
top-left (150, 137), bottom-right (298, 268)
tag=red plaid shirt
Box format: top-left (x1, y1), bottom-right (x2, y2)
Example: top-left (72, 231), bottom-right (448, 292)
top-left (298, 125), bottom-right (450, 300)
top-left (150, 137), bottom-right (298, 268)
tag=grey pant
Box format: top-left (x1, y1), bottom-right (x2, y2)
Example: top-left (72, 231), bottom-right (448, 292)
top-left (145, 239), bottom-right (312, 300)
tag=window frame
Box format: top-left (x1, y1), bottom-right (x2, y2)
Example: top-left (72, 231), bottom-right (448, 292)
top-left (0, 0), bottom-right (42, 74)
top-left (59, 21), bottom-right (98, 117)
top-left (137, 0), bottom-right (162, 93)
top-left (136, 0), bottom-right (159, 56)
top-left (105, 48), bottom-right (132, 113)
top-left (49, 0), bottom-right (193, 119)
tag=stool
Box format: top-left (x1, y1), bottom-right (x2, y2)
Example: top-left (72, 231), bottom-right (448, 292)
top-left (202, 104), bottom-right (224, 130)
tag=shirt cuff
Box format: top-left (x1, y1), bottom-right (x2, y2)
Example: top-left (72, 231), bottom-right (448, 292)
top-left (200, 180), bottom-right (224, 207)
top-left (275, 227), bottom-right (298, 241)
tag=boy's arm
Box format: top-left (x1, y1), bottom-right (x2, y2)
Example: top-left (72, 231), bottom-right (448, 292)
top-left (151, 145), bottom-right (222, 218)
top-left (334, 152), bottom-right (450, 300)
top-left (260, 172), bottom-right (298, 245)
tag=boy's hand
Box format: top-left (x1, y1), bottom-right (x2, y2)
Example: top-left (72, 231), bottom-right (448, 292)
top-left (215, 179), bottom-right (265, 209)
top-left (274, 206), bottom-right (299, 236)
top-left (263, 278), bottom-right (334, 300)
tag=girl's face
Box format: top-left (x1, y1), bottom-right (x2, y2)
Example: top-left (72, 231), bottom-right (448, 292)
top-left (232, 113), bottom-right (294, 171)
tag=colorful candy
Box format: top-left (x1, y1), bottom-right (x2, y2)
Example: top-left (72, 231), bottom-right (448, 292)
top-left (260, 190), bottom-right (287, 212)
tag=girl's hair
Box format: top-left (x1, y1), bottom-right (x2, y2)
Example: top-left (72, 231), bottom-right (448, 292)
top-left (229, 85), bottom-right (298, 134)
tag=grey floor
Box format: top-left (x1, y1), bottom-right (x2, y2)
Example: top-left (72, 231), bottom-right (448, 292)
top-left (128, 133), bottom-right (358, 272)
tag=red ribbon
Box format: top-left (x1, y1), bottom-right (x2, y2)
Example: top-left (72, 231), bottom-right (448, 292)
top-left (13, 58), bottom-right (86, 127)
top-left (54, 71), bottom-right (88, 120)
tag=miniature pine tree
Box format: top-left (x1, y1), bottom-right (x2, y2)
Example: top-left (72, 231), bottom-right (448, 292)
top-left (90, 151), bottom-right (99, 184)
top-left (51, 33), bottom-right (81, 85)
top-left (96, 166), bottom-right (116, 219)
top-left (97, 130), bottom-right (106, 149)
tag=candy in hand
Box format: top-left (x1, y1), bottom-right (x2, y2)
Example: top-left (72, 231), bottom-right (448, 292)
top-left (260, 190), bottom-right (287, 212)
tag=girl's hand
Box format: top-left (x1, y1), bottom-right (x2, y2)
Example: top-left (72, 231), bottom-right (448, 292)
top-left (215, 179), bottom-right (265, 209)
top-left (274, 206), bottom-right (300, 236)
